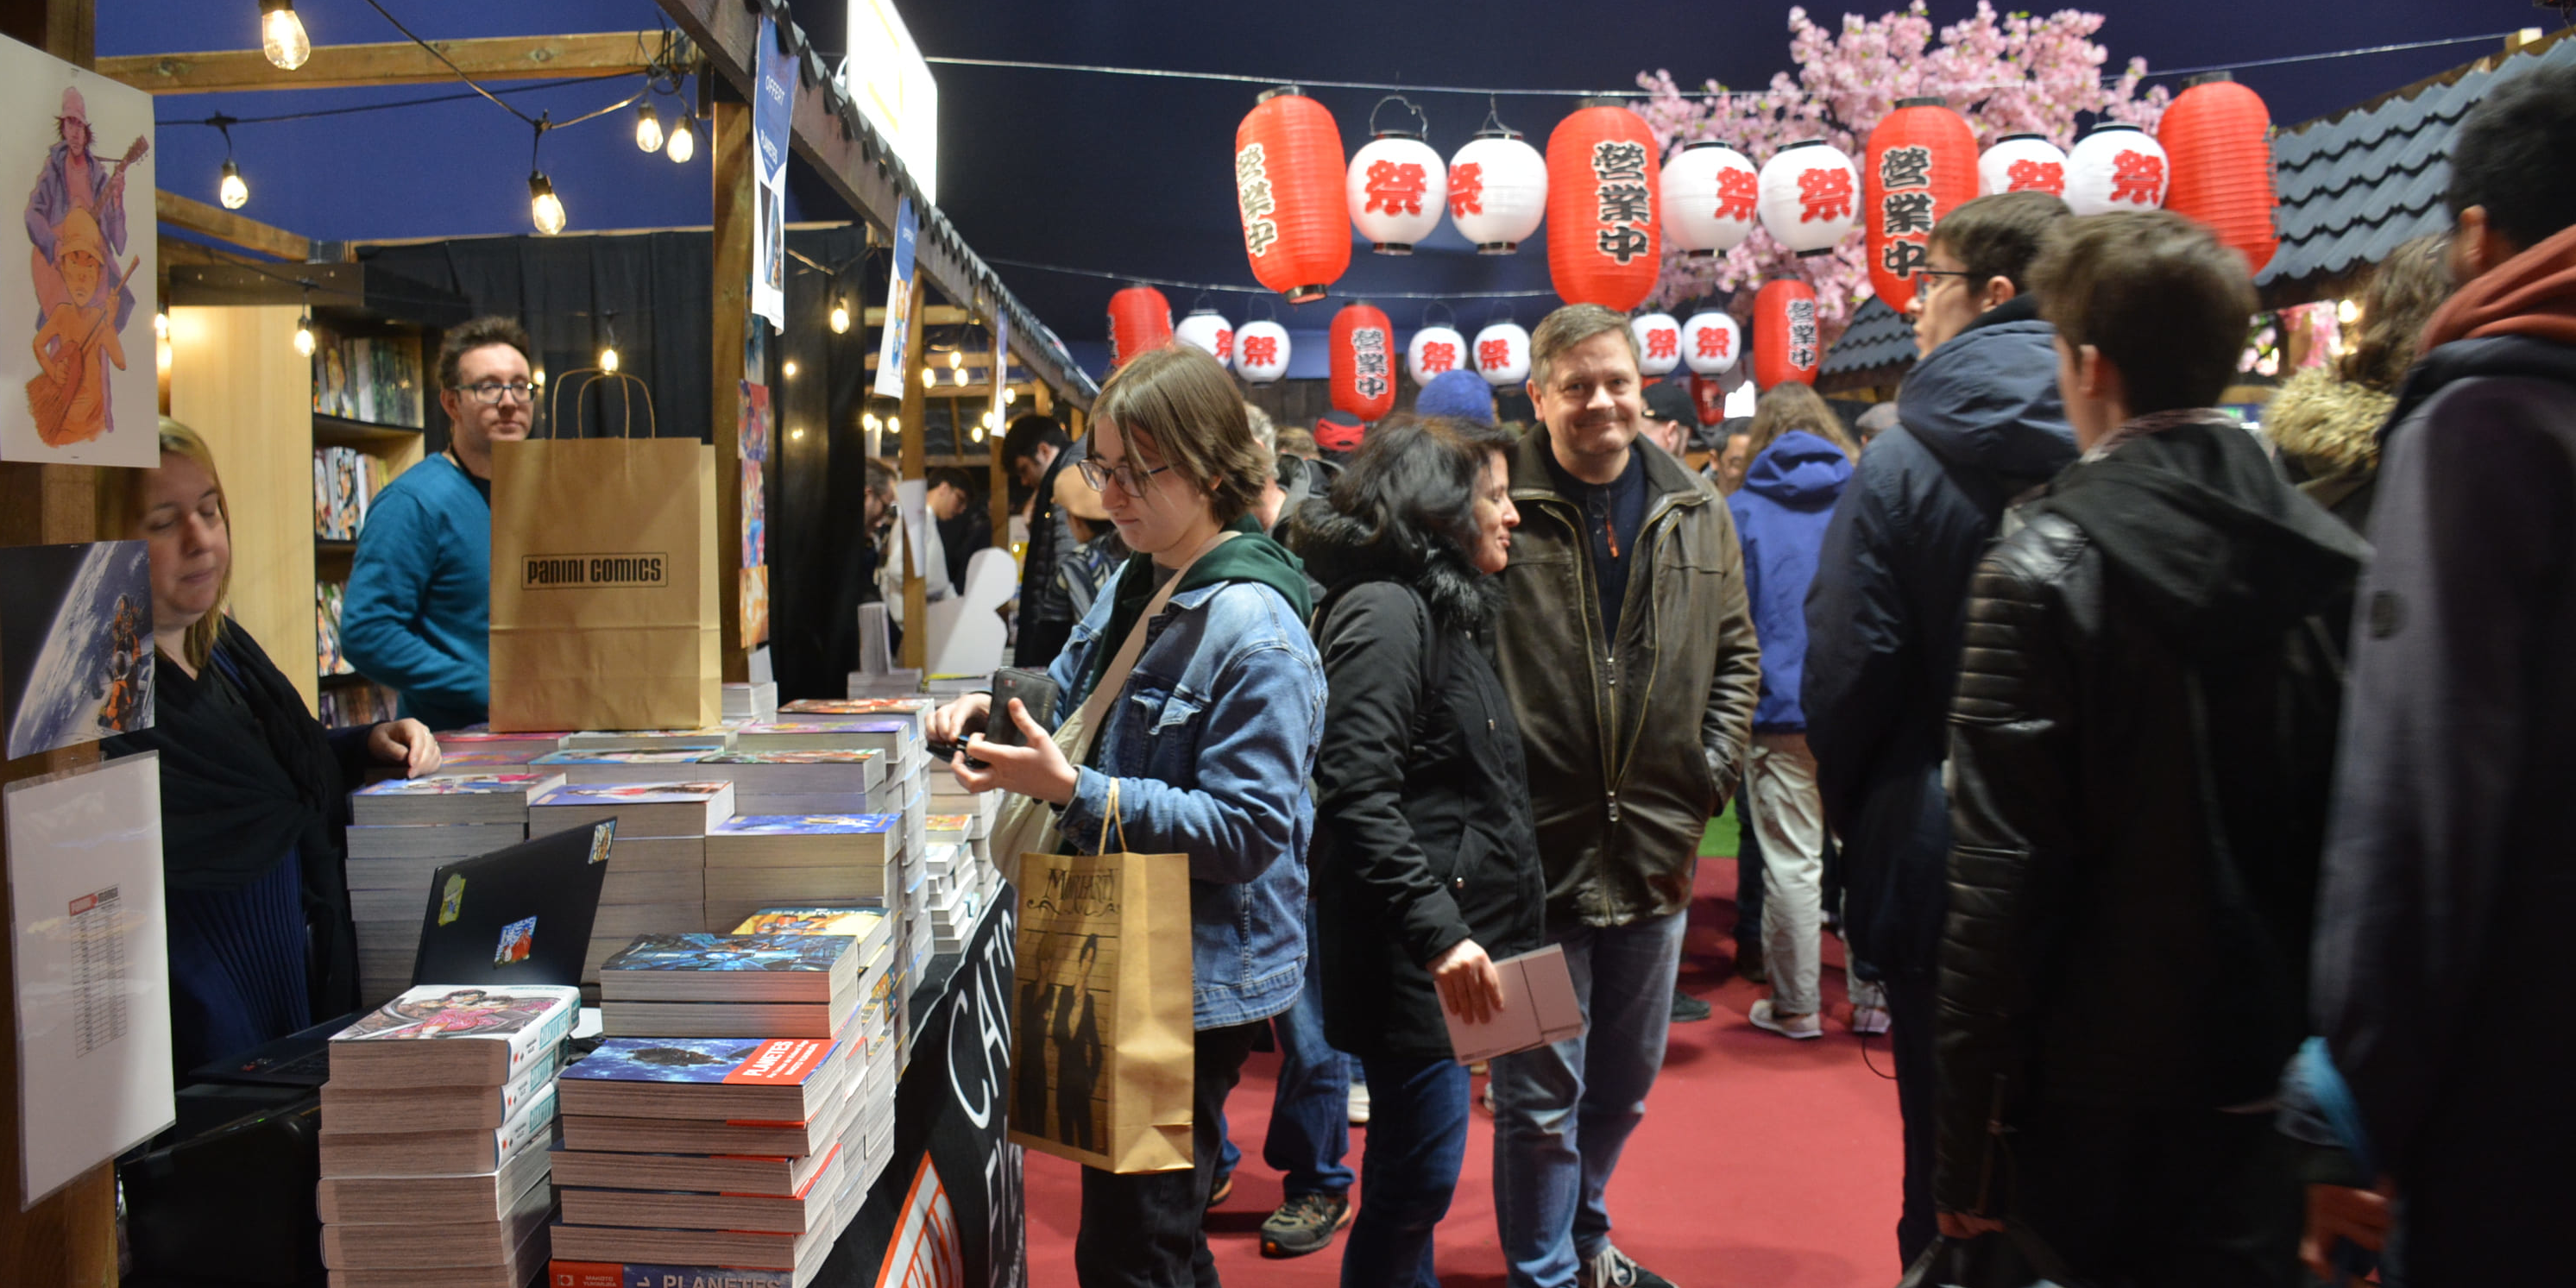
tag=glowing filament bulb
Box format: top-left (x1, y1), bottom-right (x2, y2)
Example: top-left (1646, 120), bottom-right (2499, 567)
top-left (260, 0), bottom-right (311, 71)
top-left (218, 160), bottom-right (249, 210)
top-left (666, 115), bottom-right (696, 164)
top-left (634, 103), bottom-right (664, 154)
top-left (528, 173), bottom-right (566, 236)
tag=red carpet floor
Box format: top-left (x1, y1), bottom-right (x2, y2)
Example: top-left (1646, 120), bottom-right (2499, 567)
top-left (1022, 853), bottom-right (1909, 1287)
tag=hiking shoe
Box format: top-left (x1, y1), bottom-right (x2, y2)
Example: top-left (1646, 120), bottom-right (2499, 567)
top-left (1578, 1244), bottom-right (1678, 1288)
top-left (1849, 1004), bottom-right (1893, 1035)
top-left (1670, 989), bottom-right (1714, 1022)
top-left (1347, 1079), bottom-right (1371, 1126)
top-left (1206, 1172), bottom-right (1231, 1209)
top-left (1748, 998), bottom-right (1823, 1040)
top-left (1259, 1192), bottom-right (1353, 1259)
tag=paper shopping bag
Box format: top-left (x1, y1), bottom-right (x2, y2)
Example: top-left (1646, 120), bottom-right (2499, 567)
top-left (486, 436), bottom-right (721, 732)
top-left (1008, 782), bottom-right (1194, 1173)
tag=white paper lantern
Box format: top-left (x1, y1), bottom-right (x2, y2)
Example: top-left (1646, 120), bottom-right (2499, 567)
top-left (1348, 133), bottom-right (1448, 254)
top-left (1660, 141), bottom-right (1760, 256)
top-left (1630, 312), bottom-right (1683, 377)
top-left (1174, 310), bottom-right (1235, 368)
top-left (1682, 311), bottom-right (1741, 375)
top-left (1978, 134), bottom-right (2069, 198)
top-left (1447, 131), bottom-right (1547, 253)
top-left (1406, 325), bottom-right (1470, 386)
top-left (1234, 319), bottom-right (1291, 384)
top-left (1473, 321), bottom-right (1531, 387)
top-left (1756, 139), bottom-right (1861, 257)
top-left (2063, 123), bottom-right (2169, 216)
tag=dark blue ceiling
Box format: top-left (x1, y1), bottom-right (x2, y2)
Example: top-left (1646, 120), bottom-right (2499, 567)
top-left (102, 1), bottom-right (2558, 361)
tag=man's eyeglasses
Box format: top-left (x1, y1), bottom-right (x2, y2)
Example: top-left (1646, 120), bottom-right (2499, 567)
top-left (1076, 456), bottom-right (1172, 495)
top-left (1910, 268), bottom-right (1976, 292)
top-left (458, 380), bottom-right (536, 405)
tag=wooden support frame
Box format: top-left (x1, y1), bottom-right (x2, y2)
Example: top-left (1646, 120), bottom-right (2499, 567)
top-left (98, 30), bottom-right (669, 94)
top-left (156, 189), bottom-right (337, 263)
top-left (710, 95), bottom-right (753, 683)
top-left (896, 279), bottom-right (931, 671)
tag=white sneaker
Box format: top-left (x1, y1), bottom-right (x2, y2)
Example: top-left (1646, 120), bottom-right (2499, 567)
top-left (1748, 998), bottom-right (1823, 1040)
top-left (1849, 1004), bottom-right (1893, 1035)
top-left (1346, 1079), bottom-right (1370, 1126)
top-left (1578, 1243), bottom-right (1678, 1288)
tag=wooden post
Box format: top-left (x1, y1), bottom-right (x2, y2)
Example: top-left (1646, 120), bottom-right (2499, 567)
top-left (709, 93), bottom-right (752, 684)
top-left (0, 1), bottom-right (125, 1284)
top-left (896, 279), bottom-right (929, 672)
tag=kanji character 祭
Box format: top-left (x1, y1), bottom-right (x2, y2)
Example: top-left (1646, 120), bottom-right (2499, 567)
top-left (1879, 145), bottom-right (1930, 191)
top-left (2007, 158), bottom-right (2065, 194)
top-left (1696, 326), bottom-right (1731, 360)
top-left (1644, 329), bottom-right (1678, 362)
top-left (1714, 167), bottom-right (1759, 222)
top-left (1798, 166), bottom-right (1855, 223)
top-left (1449, 161), bottom-right (1483, 217)
top-left (1419, 341), bottom-right (1457, 376)
top-left (1242, 333), bottom-right (1279, 368)
top-left (1212, 330), bottom-right (1233, 362)
top-left (2111, 149), bottom-right (2165, 204)
top-left (1365, 159), bottom-right (1429, 217)
top-left (1478, 337), bottom-right (1511, 370)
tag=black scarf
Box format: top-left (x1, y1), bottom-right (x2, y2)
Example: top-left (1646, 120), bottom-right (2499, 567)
top-left (106, 620), bottom-right (359, 1012)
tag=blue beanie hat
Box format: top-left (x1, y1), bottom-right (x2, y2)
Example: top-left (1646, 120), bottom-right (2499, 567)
top-left (1414, 368), bottom-right (1498, 425)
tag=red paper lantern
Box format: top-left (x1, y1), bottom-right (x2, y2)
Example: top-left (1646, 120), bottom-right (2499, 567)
top-left (1690, 373), bottom-right (1729, 425)
top-left (1330, 302), bottom-right (1397, 421)
top-left (1865, 97), bottom-right (1979, 316)
top-left (1105, 286), bottom-right (1173, 371)
top-left (1546, 102), bottom-right (1660, 311)
top-left (2159, 77), bottom-right (2278, 276)
top-left (1236, 87), bottom-right (1351, 303)
top-left (1753, 279), bottom-right (1821, 390)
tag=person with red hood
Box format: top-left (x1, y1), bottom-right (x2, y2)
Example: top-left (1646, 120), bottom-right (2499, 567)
top-left (2310, 59), bottom-right (2576, 1283)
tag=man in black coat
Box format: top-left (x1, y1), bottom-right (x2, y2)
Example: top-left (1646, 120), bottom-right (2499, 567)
top-left (1933, 211), bottom-right (2365, 1281)
top-left (1005, 415), bottom-right (1077, 667)
top-left (1800, 191), bottom-right (2075, 1266)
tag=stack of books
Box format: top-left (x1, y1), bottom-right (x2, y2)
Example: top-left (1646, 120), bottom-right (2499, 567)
top-left (344, 773), bottom-right (564, 1004)
top-left (528, 782), bottom-right (736, 983)
top-left (528, 749), bottom-right (721, 787)
top-left (595, 930), bottom-right (876, 1038)
top-left (313, 445), bottom-right (388, 541)
top-left (723, 681), bottom-right (780, 723)
top-left (433, 727), bottom-right (573, 766)
top-left (702, 815), bottom-right (902, 934)
top-left (316, 984), bottom-right (581, 1288)
top-left (695, 749), bottom-right (885, 816)
top-left (919, 841), bottom-right (985, 956)
top-left (730, 907), bottom-right (903, 1212)
top-left (776, 696), bottom-right (934, 742)
top-left (560, 728), bottom-right (738, 754)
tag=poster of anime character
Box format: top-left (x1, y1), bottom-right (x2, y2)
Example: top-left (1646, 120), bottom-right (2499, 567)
top-left (0, 42), bottom-right (154, 468)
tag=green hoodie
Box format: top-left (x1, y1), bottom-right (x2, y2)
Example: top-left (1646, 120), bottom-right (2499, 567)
top-left (1079, 514), bottom-right (1313, 703)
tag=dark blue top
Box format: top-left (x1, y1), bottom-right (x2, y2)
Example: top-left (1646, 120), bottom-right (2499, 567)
top-left (1546, 444), bottom-right (1648, 640)
top-left (166, 845), bottom-right (311, 1074)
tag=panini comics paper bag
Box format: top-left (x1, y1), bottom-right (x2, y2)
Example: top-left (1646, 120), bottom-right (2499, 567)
top-left (1009, 782), bottom-right (1194, 1173)
top-left (487, 421), bottom-right (720, 732)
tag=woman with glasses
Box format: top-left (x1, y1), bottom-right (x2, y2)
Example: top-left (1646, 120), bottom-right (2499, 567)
top-left (927, 344), bottom-right (1326, 1288)
top-left (1287, 414), bottom-right (1541, 1287)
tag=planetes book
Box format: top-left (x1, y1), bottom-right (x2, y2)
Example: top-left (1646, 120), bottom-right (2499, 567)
top-left (326, 984), bottom-right (582, 1088)
top-left (599, 933), bottom-right (857, 1003)
top-left (557, 1144), bottom-right (841, 1233)
top-left (546, 1134), bottom-right (836, 1198)
top-left (559, 1031), bottom-right (853, 1122)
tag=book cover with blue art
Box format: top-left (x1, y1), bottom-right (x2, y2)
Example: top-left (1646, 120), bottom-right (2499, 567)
top-left (536, 782), bottom-right (732, 805)
top-left (601, 932), bottom-right (853, 974)
top-left (563, 1034), bottom-right (842, 1086)
top-left (712, 814), bottom-right (897, 836)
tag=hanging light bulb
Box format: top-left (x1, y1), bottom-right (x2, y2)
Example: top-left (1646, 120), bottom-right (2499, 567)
top-left (782, 359), bottom-right (798, 379)
top-left (259, 0), bottom-right (311, 71)
top-left (2336, 298), bottom-right (2360, 325)
top-left (666, 114), bottom-right (696, 164)
top-left (921, 367), bottom-right (935, 389)
top-left (528, 173), bottom-right (566, 236)
top-left (830, 298), bottom-right (851, 334)
top-left (887, 415), bottom-right (900, 433)
top-left (954, 367), bottom-right (971, 387)
top-left (634, 102), bottom-right (664, 154)
top-left (599, 345), bottom-right (620, 373)
top-left (1002, 386), bottom-right (1017, 405)
top-left (153, 312), bottom-right (170, 340)
top-left (530, 368), bottom-right (546, 388)
top-left (862, 412), bottom-right (881, 432)
top-left (947, 350), bottom-right (962, 369)
top-left (972, 424), bottom-right (986, 443)
top-left (293, 313), bottom-right (315, 356)
top-left (218, 159), bottom-right (249, 210)
top-left (790, 426), bottom-right (805, 442)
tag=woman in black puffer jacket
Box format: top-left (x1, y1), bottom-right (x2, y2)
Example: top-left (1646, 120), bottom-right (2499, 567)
top-left (1289, 413), bottom-right (1543, 1287)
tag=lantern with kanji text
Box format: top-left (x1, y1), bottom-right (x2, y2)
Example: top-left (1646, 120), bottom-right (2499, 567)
top-left (2158, 75), bottom-right (2277, 275)
top-left (1753, 279), bottom-right (1821, 389)
top-left (1660, 141), bottom-right (1761, 256)
top-left (1683, 310), bottom-right (1741, 376)
top-left (1690, 373), bottom-right (1729, 425)
top-left (1475, 321), bottom-right (1531, 388)
top-left (1979, 134), bottom-right (2069, 197)
top-left (1330, 302), bottom-right (1398, 421)
top-left (1546, 101), bottom-right (1660, 311)
top-left (1236, 87), bottom-right (1351, 303)
top-left (1448, 126), bottom-right (1547, 252)
top-left (2064, 123), bottom-right (2168, 216)
top-left (1757, 139), bottom-right (1861, 257)
top-left (1174, 307), bottom-right (1234, 369)
top-left (1235, 319), bottom-right (1291, 384)
top-left (1347, 96), bottom-right (1447, 254)
top-left (1865, 97), bottom-right (1979, 316)
top-left (1407, 324), bottom-right (1469, 386)
top-left (1631, 312), bottom-right (1683, 377)
top-left (1106, 285), bottom-right (1173, 371)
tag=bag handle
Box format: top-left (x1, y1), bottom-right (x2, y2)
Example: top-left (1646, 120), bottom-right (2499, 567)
top-left (1063, 528), bottom-right (1241, 752)
top-left (1094, 778), bottom-right (1131, 855)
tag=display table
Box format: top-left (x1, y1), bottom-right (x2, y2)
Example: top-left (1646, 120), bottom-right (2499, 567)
top-left (816, 888), bottom-right (1024, 1285)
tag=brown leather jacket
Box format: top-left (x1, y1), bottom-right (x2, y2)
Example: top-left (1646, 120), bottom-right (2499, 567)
top-left (1495, 428), bottom-right (1763, 927)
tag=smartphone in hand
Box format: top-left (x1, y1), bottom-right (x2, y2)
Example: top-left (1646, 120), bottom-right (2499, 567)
top-left (985, 669), bottom-right (1061, 749)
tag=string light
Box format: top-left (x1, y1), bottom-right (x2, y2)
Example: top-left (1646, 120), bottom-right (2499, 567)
top-left (972, 424), bottom-right (986, 443)
top-left (947, 350), bottom-right (962, 368)
top-left (219, 160), bottom-right (249, 210)
top-left (600, 345), bottom-right (620, 372)
top-left (1002, 386), bottom-right (1017, 405)
top-left (2336, 298), bottom-right (2360, 325)
top-left (634, 102), bottom-right (664, 154)
top-left (528, 172), bottom-right (566, 236)
top-left (790, 426), bottom-right (805, 441)
top-left (954, 367), bottom-right (971, 386)
top-left (922, 367), bottom-right (935, 389)
top-left (153, 312), bottom-right (169, 340)
top-left (293, 312), bottom-right (316, 356)
top-left (862, 412), bottom-right (880, 431)
top-left (830, 297), bottom-right (850, 334)
top-left (531, 369), bottom-right (546, 387)
top-left (888, 415), bottom-right (900, 433)
top-left (259, 0), bottom-right (311, 72)
top-left (782, 359), bottom-right (798, 379)
top-left (666, 113), bottom-right (696, 164)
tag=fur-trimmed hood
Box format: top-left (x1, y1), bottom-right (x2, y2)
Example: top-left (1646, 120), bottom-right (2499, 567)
top-left (1288, 500), bottom-right (1499, 633)
top-left (2265, 365), bottom-right (2393, 478)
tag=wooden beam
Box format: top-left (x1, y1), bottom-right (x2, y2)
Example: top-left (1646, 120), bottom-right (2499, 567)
top-left (897, 278), bottom-right (930, 672)
top-left (865, 304), bottom-right (968, 326)
top-left (99, 30), bottom-right (665, 94)
top-left (157, 188), bottom-right (331, 263)
top-left (710, 96), bottom-right (751, 685)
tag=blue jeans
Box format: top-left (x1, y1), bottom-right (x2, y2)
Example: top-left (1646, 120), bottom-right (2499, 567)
top-left (1491, 910), bottom-right (1691, 1288)
top-left (1216, 907), bottom-right (1354, 1197)
top-left (1340, 1056), bottom-right (1472, 1288)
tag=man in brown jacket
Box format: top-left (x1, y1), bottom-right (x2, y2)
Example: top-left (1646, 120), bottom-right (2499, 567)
top-left (1491, 304), bottom-right (1763, 1288)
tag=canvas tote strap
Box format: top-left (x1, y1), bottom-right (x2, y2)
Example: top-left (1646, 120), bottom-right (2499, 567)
top-left (1063, 529), bottom-right (1240, 753)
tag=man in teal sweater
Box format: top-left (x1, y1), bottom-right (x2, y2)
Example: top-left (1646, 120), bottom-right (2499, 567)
top-left (343, 317), bottom-right (534, 732)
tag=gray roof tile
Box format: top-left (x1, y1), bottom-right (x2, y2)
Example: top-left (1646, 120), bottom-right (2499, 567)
top-left (1822, 297), bottom-right (1917, 376)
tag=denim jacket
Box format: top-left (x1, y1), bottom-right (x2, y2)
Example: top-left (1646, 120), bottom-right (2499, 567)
top-left (1043, 562), bottom-right (1326, 1030)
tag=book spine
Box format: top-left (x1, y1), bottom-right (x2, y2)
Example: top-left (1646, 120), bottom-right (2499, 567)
top-left (549, 1262), bottom-right (799, 1288)
top-left (509, 1006), bottom-right (578, 1078)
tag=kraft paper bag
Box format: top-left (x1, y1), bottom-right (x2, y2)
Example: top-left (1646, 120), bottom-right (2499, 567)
top-left (1008, 782), bottom-right (1194, 1173)
top-left (486, 436), bottom-right (721, 732)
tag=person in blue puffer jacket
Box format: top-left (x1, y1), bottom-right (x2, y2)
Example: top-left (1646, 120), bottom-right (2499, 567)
top-left (1727, 383), bottom-right (1856, 1044)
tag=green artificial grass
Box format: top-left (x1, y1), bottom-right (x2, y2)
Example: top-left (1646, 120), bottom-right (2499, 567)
top-left (1702, 800), bottom-right (1742, 859)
